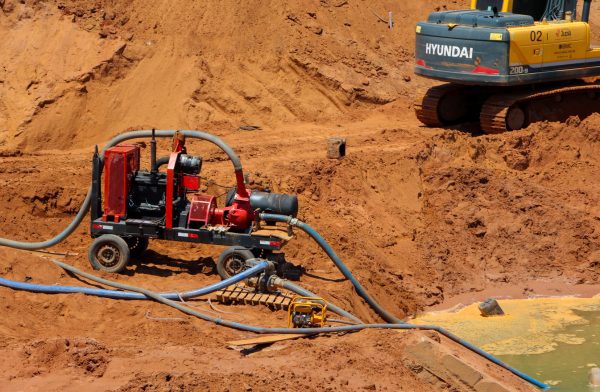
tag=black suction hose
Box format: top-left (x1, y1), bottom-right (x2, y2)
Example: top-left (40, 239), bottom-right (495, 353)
top-left (582, 0), bottom-right (592, 22)
top-left (154, 156), bottom-right (171, 171)
top-left (259, 213), bottom-right (404, 324)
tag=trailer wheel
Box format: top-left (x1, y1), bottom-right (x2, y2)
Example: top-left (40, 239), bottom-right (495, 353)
top-left (217, 246), bottom-right (254, 279)
top-left (88, 234), bottom-right (131, 273)
top-left (125, 237), bottom-right (149, 257)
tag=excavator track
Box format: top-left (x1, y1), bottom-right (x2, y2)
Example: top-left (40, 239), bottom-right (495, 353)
top-left (415, 84), bottom-right (487, 127)
top-left (415, 84), bottom-right (457, 127)
top-left (480, 83), bottom-right (600, 134)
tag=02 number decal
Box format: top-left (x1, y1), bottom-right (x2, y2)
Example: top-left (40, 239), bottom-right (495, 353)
top-left (530, 30), bottom-right (542, 42)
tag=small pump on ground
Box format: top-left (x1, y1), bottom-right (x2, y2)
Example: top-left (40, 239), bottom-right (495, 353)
top-left (287, 296), bottom-right (327, 328)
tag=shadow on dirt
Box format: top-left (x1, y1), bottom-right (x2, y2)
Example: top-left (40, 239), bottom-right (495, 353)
top-left (127, 250), bottom-right (217, 278)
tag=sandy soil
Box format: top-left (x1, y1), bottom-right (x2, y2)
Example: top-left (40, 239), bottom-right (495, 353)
top-left (0, 0), bottom-right (599, 390)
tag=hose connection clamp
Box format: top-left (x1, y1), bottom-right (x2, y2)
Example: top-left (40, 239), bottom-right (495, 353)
top-left (266, 274), bottom-right (280, 293)
top-left (244, 259), bottom-right (278, 293)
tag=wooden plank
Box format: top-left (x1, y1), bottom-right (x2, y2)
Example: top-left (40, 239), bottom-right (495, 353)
top-left (243, 293), bottom-right (256, 306)
top-left (274, 296), bottom-right (286, 311)
top-left (227, 334), bottom-right (307, 347)
top-left (272, 295), bottom-right (281, 309)
top-left (225, 286), bottom-right (237, 294)
top-left (258, 293), bottom-right (270, 305)
top-left (214, 286), bottom-right (294, 312)
top-left (241, 291), bottom-right (254, 305)
top-left (216, 292), bottom-right (225, 303)
top-left (267, 295), bottom-right (275, 309)
top-left (250, 293), bottom-right (261, 306)
top-left (237, 289), bottom-right (252, 302)
top-left (223, 288), bottom-right (235, 299)
top-left (232, 289), bottom-right (244, 301)
top-left (267, 294), bottom-right (281, 306)
top-left (277, 298), bottom-right (287, 311)
top-left (231, 287), bottom-right (244, 301)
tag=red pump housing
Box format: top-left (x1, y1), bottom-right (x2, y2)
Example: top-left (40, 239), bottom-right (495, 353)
top-left (175, 164), bottom-right (254, 230)
top-left (164, 134), bottom-right (254, 231)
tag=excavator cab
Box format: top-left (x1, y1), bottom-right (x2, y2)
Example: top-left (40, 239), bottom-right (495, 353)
top-left (472, 0), bottom-right (510, 12)
top-left (471, 0), bottom-right (578, 21)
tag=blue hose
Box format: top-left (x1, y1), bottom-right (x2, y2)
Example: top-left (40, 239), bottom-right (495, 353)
top-left (0, 261), bottom-right (269, 300)
top-left (260, 213), bottom-right (404, 324)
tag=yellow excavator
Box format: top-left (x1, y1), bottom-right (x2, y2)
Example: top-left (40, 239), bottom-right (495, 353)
top-left (415, 0), bottom-right (600, 133)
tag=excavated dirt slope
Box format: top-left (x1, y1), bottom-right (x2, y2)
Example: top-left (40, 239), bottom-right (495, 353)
top-left (0, 0), bottom-right (599, 390)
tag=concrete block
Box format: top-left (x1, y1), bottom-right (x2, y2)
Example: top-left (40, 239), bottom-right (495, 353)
top-left (474, 380), bottom-right (513, 392)
top-left (327, 137), bottom-right (346, 159)
top-left (442, 354), bottom-right (483, 387)
top-left (403, 339), bottom-right (439, 366)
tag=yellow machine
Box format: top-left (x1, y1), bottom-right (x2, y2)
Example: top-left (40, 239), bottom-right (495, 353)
top-left (415, 0), bottom-right (600, 132)
top-left (287, 297), bottom-right (327, 328)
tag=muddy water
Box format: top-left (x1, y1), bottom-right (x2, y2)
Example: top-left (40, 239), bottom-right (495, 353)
top-left (498, 310), bottom-right (600, 391)
top-left (411, 297), bottom-right (600, 391)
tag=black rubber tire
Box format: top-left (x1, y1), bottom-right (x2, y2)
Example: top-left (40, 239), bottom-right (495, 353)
top-left (216, 246), bottom-right (254, 280)
top-left (125, 237), bottom-right (149, 258)
top-left (88, 234), bottom-right (131, 273)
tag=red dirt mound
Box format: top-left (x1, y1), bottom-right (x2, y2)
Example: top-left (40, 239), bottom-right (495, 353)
top-left (0, 0), bottom-right (598, 390)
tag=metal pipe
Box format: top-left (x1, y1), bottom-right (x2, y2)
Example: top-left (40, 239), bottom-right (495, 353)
top-left (154, 156), bottom-right (170, 170)
top-left (150, 129), bottom-right (157, 174)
